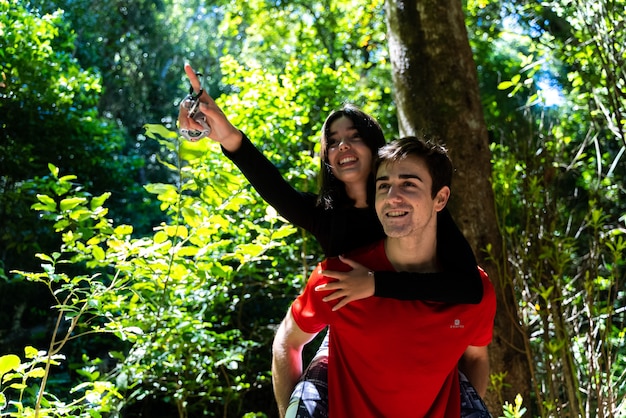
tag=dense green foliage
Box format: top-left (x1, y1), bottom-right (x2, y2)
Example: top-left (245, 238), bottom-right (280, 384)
top-left (0, 0), bottom-right (164, 273)
top-left (468, 1), bottom-right (626, 415)
top-left (1, 0), bottom-right (624, 416)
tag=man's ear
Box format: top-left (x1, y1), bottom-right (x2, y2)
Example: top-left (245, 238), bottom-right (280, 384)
top-left (434, 186), bottom-right (450, 212)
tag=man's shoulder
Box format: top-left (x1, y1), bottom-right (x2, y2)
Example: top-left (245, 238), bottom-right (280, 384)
top-left (347, 240), bottom-right (387, 264)
top-left (476, 266), bottom-right (497, 308)
top-left (320, 240), bottom-right (386, 271)
top-left (346, 239), bottom-right (385, 258)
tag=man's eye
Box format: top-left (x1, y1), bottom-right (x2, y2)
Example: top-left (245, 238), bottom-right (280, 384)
top-left (377, 183), bottom-right (390, 190)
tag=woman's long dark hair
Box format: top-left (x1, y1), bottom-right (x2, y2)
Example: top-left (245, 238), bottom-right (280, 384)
top-left (317, 104), bottom-right (386, 209)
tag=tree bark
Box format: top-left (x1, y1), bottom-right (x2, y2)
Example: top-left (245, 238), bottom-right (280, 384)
top-left (385, 0), bottom-right (531, 411)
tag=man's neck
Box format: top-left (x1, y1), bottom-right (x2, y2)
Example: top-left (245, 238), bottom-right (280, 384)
top-left (384, 234), bottom-right (440, 273)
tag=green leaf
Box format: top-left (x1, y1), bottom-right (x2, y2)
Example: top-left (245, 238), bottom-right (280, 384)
top-left (33, 194), bottom-right (57, 211)
top-left (35, 253), bottom-right (55, 263)
top-left (26, 367), bottom-right (46, 379)
top-left (182, 207), bottom-right (202, 228)
top-left (271, 224), bottom-right (297, 240)
top-left (0, 354), bottom-right (20, 376)
top-left (144, 183), bottom-right (178, 196)
top-left (164, 225), bottom-right (188, 239)
top-left (144, 123), bottom-right (178, 140)
top-left (2, 372), bottom-right (23, 384)
top-left (154, 230), bottom-right (169, 244)
top-left (60, 197), bottom-right (87, 211)
top-left (180, 138), bottom-right (211, 161)
top-left (177, 246), bottom-right (199, 257)
top-left (91, 192), bottom-right (111, 209)
top-left (497, 80), bottom-right (514, 90)
top-left (58, 174), bottom-right (78, 183)
top-left (24, 346), bottom-right (39, 359)
top-left (48, 163), bottom-right (60, 178)
top-left (91, 245), bottom-right (106, 261)
top-left (114, 224), bottom-right (133, 236)
top-left (236, 243), bottom-right (264, 257)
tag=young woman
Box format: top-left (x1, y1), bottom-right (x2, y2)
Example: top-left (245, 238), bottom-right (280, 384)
top-left (178, 64), bottom-right (487, 417)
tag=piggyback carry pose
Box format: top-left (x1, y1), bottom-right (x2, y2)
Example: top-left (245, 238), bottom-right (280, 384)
top-left (178, 64), bottom-right (488, 417)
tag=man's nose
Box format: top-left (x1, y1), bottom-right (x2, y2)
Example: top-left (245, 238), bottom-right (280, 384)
top-left (386, 185), bottom-right (403, 202)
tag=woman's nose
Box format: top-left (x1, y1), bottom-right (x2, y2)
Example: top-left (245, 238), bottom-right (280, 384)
top-left (338, 139), bottom-right (350, 151)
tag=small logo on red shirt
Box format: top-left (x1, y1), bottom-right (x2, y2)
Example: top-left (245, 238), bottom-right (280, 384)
top-left (450, 319), bottom-right (465, 329)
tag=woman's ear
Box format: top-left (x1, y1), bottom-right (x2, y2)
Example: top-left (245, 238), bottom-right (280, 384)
top-left (434, 186), bottom-right (451, 212)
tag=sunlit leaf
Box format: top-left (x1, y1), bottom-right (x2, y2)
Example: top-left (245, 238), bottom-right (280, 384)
top-left (60, 197), bottom-right (87, 211)
top-left (33, 194), bottom-right (57, 211)
top-left (0, 355), bottom-right (20, 376)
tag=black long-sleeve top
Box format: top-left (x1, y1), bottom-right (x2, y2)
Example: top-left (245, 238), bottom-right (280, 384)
top-left (223, 133), bottom-right (483, 303)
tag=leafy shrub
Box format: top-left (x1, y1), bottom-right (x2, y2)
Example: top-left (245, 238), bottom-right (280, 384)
top-left (6, 127), bottom-right (302, 416)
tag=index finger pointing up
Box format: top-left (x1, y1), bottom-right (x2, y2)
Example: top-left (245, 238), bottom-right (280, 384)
top-left (184, 63), bottom-right (202, 93)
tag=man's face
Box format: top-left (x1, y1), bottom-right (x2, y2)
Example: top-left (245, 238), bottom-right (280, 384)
top-left (374, 155), bottom-right (449, 238)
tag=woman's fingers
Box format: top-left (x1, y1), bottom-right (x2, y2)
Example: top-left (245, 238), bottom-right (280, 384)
top-left (184, 63), bottom-right (202, 92)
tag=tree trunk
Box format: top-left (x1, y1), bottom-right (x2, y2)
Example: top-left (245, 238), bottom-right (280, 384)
top-left (385, 0), bottom-right (531, 411)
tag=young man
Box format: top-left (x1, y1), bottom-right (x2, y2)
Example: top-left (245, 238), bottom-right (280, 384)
top-left (271, 136), bottom-right (497, 417)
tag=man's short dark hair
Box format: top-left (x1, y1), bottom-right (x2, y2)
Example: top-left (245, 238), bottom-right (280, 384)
top-left (375, 136), bottom-right (453, 197)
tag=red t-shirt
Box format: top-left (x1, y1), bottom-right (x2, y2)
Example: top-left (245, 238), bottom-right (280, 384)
top-left (291, 240), bottom-right (497, 417)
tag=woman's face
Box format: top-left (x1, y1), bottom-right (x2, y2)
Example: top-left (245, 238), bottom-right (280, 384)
top-left (326, 116), bottom-right (373, 186)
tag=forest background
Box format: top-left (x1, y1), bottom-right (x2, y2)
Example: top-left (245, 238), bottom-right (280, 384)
top-left (1, 0), bottom-right (625, 417)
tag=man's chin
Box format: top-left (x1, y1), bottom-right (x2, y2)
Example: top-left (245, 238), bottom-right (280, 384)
top-left (382, 224), bottom-right (411, 238)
